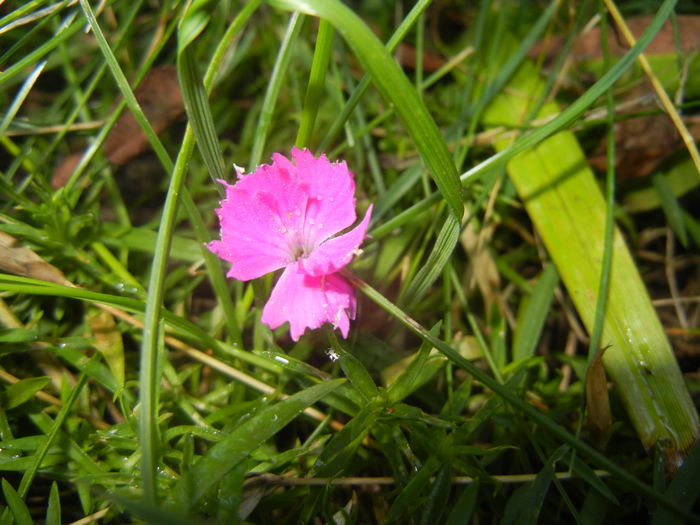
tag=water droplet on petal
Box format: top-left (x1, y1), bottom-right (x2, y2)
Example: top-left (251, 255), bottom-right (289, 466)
top-left (278, 226), bottom-right (287, 233)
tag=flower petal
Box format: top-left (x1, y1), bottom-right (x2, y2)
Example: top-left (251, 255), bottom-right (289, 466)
top-left (290, 148), bottom-right (359, 248)
top-left (261, 262), bottom-right (356, 341)
top-left (207, 162), bottom-right (311, 280)
top-left (301, 204), bottom-right (373, 277)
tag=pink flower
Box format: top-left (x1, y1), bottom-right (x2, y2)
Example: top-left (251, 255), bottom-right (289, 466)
top-left (208, 148), bottom-right (372, 341)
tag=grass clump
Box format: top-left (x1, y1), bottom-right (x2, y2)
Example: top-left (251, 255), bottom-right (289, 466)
top-left (1, 0), bottom-right (699, 523)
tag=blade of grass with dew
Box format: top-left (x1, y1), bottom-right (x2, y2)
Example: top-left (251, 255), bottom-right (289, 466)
top-left (481, 48), bottom-right (698, 464)
top-left (79, 0), bottom-right (265, 499)
top-left (175, 378), bottom-right (345, 509)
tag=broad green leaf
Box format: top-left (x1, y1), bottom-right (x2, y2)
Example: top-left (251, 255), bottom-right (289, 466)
top-left (177, 378), bottom-right (345, 507)
top-left (5, 377), bottom-right (51, 409)
top-left (482, 32), bottom-right (698, 458)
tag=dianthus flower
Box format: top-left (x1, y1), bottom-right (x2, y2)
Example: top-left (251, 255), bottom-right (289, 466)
top-left (208, 148), bottom-right (372, 341)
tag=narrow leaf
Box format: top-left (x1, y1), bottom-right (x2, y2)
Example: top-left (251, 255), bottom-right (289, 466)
top-left (178, 378), bottom-right (345, 507)
top-left (45, 481), bottom-right (61, 525)
top-left (512, 264), bottom-right (558, 362)
top-left (402, 214), bottom-right (461, 305)
top-left (652, 172), bottom-right (689, 247)
top-left (5, 377), bottom-right (51, 409)
top-left (446, 480), bottom-right (480, 525)
top-left (2, 478), bottom-right (32, 525)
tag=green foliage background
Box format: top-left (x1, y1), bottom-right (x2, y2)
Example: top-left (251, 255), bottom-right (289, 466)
top-left (1, 0), bottom-right (699, 523)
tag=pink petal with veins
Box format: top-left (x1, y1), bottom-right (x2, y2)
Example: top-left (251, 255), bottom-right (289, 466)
top-left (301, 204), bottom-right (372, 277)
top-left (289, 147), bottom-right (358, 247)
top-left (261, 262), bottom-right (356, 341)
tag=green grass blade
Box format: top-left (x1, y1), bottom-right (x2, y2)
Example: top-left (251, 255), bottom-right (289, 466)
top-left (296, 19), bottom-right (334, 149)
top-left (178, 35), bottom-right (227, 184)
top-left (0, 60), bottom-right (46, 137)
top-left (45, 481), bottom-right (61, 525)
top-left (177, 378), bottom-right (345, 509)
top-left (249, 11), bottom-right (304, 168)
top-left (512, 264), bottom-right (558, 363)
top-left (1, 479), bottom-right (32, 525)
top-left (18, 375), bottom-right (88, 498)
top-left (269, 0), bottom-right (463, 220)
top-left (401, 213), bottom-right (461, 305)
top-left (328, 331), bottom-right (379, 402)
top-left (500, 447), bottom-right (564, 525)
top-left (317, 0), bottom-right (431, 152)
top-left (652, 172), bottom-right (689, 247)
top-left (5, 377), bottom-right (51, 410)
top-left (446, 480), bottom-right (480, 525)
top-left (587, 9), bottom-right (617, 366)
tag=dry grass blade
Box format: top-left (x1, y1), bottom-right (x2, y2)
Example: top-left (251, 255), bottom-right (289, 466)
top-left (604, 0), bottom-right (700, 179)
top-left (0, 232), bottom-right (72, 286)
